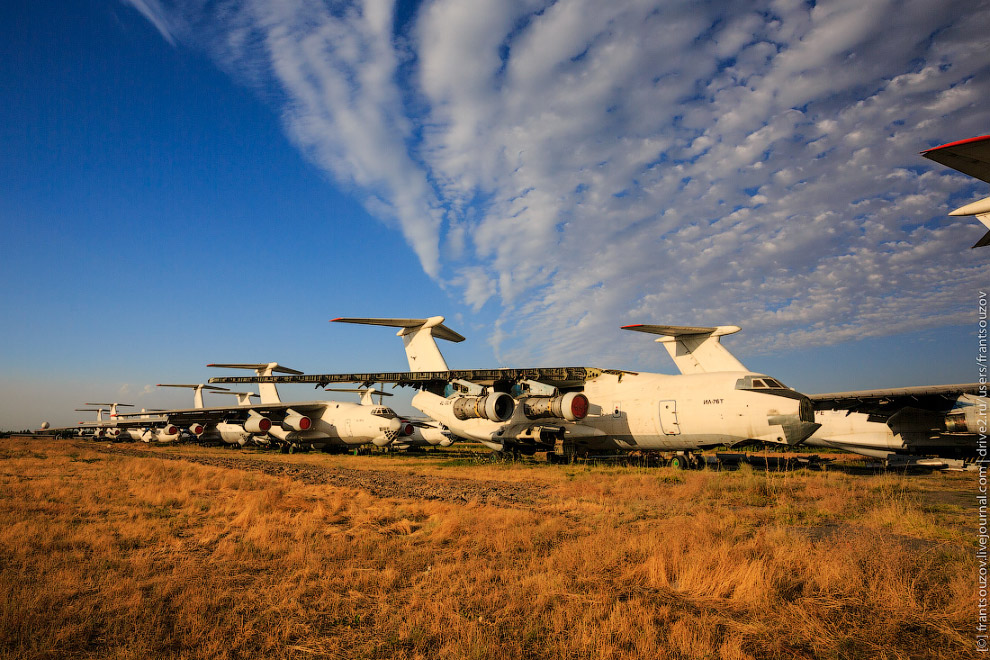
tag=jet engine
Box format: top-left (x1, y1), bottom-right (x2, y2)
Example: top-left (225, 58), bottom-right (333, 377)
top-left (106, 428), bottom-right (122, 438)
top-left (155, 425), bottom-right (180, 443)
top-left (521, 392), bottom-right (590, 421)
top-left (188, 423), bottom-right (205, 437)
top-left (244, 413), bottom-right (272, 434)
top-left (281, 411), bottom-right (312, 432)
top-left (451, 392), bottom-right (515, 422)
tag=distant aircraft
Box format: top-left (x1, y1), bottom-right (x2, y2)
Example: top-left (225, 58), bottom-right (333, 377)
top-left (127, 363), bottom-right (417, 453)
top-left (921, 135), bottom-right (990, 248)
top-left (44, 403), bottom-right (180, 443)
top-left (805, 383), bottom-right (983, 465)
top-left (324, 387), bottom-right (451, 450)
top-left (210, 317), bottom-right (820, 467)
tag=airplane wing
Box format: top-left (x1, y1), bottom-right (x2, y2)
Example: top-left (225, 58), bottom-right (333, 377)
top-left (209, 367), bottom-right (612, 391)
top-left (113, 401), bottom-right (328, 423)
top-left (921, 135), bottom-right (990, 183)
top-left (809, 383), bottom-right (981, 415)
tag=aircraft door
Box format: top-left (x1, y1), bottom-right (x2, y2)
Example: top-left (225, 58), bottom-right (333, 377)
top-left (658, 400), bottom-right (680, 435)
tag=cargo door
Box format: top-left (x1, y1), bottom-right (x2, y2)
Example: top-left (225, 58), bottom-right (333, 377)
top-left (658, 400), bottom-right (680, 435)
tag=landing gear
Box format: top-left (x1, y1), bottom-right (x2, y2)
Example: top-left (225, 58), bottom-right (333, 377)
top-left (668, 452), bottom-right (704, 470)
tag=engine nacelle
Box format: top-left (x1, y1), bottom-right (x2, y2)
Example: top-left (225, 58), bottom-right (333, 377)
top-left (281, 411), bottom-right (312, 432)
top-left (521, 392), bottom-right (590, 421)
top-left (244, 413), bottom-right (272, 434)
top-left (188, 423), bottom-right (205, 437)
top-left (156, 425), bottom-right (180, 443)
top-left (216, 422), bottom-right (249, 445)
top-left (451, 392), bottom-right (515, 422)
top-left (106, 427), bottom-right (122, 438)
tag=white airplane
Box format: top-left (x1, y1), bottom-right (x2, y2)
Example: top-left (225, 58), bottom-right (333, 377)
top-left (47, 402), bottom-right (181, 443)
top-left (155, 383), bottom-right (245, 443)
top-left (129, 363), bottom-right (417, 453)
top-left (210, 317), bottom-right (820, 466)
top-left (323, 387), bottom-right (452, 450)
top-left (921, 134), bottom-right (990, 248)
top-left (805, 383), bottom-right (982, 465)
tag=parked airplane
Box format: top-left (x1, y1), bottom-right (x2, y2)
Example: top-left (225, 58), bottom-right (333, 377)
top-left (210, 317), bottom-right (820, 466)
top-left (47, 402), bottom-right (180, 443)
top-left (323, 387), bottom-right (453, 450)
top-left (921, 134), bottom-right (990, 248)
top-left (805, 383), bottom-right (983, 464)
top-left (127, 363), bottom-right (417, 452)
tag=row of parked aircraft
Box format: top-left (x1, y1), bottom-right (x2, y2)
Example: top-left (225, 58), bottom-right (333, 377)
top-left (42, 135), bottom-right (988, 467)
top-left (46, 371), bottom-right (450, 453)
top-left (48, 314), bottom-right (981, 468)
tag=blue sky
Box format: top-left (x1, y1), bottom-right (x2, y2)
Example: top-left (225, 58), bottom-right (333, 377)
top-left (1, 0), bottom-right (987, 429)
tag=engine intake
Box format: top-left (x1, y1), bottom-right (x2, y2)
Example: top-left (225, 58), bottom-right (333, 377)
top-left (188, 424), bottom-right (205, 437)
top-left (244, 413), bottom-right (272, 434)
top-left (451, 392), bottom-right (515, 422)
top-left (282, 411), bottom-right (312, 432)
top-left (521, 392), bottom-right (590, 421)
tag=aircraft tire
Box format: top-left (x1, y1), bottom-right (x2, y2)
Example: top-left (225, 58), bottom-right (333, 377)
top-left (670, 455), bottom-right (686, 470)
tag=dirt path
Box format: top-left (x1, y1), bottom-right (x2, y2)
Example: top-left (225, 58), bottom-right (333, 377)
top-left (87, 443), bottom-right (543, 507)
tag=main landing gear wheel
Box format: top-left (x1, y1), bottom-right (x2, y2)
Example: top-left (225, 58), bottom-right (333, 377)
top-left (669, 455), bottom-right (686, 470)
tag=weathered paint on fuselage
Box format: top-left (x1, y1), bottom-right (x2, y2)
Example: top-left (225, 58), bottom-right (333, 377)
top-left (414, 370), bottom-right (815, 452)
top-left (270, 400), bottom-right (400, 447)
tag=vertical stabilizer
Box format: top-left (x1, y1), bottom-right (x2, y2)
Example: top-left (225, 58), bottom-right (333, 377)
top-left (622, 325), bottom-right (747, 374)
top-left (157, 384), bottom-right (231, 409)
top-left (206, 363), bottom-right (304, 404)
top-left (331, 317), bottom-right (466, 372)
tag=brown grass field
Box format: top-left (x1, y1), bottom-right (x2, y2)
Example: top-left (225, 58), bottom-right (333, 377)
top-left (0, 436), bottom-right (979, 659)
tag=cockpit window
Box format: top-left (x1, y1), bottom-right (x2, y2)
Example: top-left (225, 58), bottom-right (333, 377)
top-left (371, 407), bottom-right (397, 419)
top-left (735, 376), bottom-right (790, 391)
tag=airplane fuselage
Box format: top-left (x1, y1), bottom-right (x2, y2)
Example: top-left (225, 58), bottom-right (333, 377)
top-left (414, 370), bottom-right (818, 453)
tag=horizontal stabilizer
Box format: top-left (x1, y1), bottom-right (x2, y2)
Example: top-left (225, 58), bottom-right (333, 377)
top-left (85, 402), bottom-right (133, 407)
top-left (157, 384), bottom-right (231, 391)
top-left (207, 363), bottom-right (304, 375)
top-left (921, 135), bottom-right (990, 183)
top-left (332, 317), bottom-right (466, 343)
top-left (332, 316), bottom-right (464, 372)
top-left (622, 324), bottom-right (746, 375)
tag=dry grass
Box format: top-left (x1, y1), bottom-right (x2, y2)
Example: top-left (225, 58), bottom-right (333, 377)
top-left (0, 438), bottom-right (978, 659)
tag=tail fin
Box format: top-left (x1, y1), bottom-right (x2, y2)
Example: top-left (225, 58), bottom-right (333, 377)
top-left (213, 390), bottom-right (258, 406)
top-left (85, 402), bottom-right (134, 418)
top-left (157, 384), bottom-right (230, 409)
top-left (331, 317), bottom-right (465, 372)
top-left (207, 363), bottom-right (302, 404)
top-left (326, 387), bottom-right (393, 406)
top-left (76, 407), bottom-right (105, 422)
top-left (622, 325), bottom-right (747, 374)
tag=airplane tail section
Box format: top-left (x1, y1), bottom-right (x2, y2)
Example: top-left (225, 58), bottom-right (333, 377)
top-left (331, 317), bottom-right (465, 372)
top-left (325, 387), bottom-right (393, 406)
top-left (157, 384), bottom-right (230, 409)
top-left (622, 324), bottom-right (747, 375)
top-left (207, 363), bottom-right (302, 404)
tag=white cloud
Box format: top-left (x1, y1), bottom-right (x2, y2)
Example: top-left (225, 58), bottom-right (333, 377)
top-left (125, 0), bottom-right (990, 365)
top-left (122, 0), bottom-right (177, 45)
